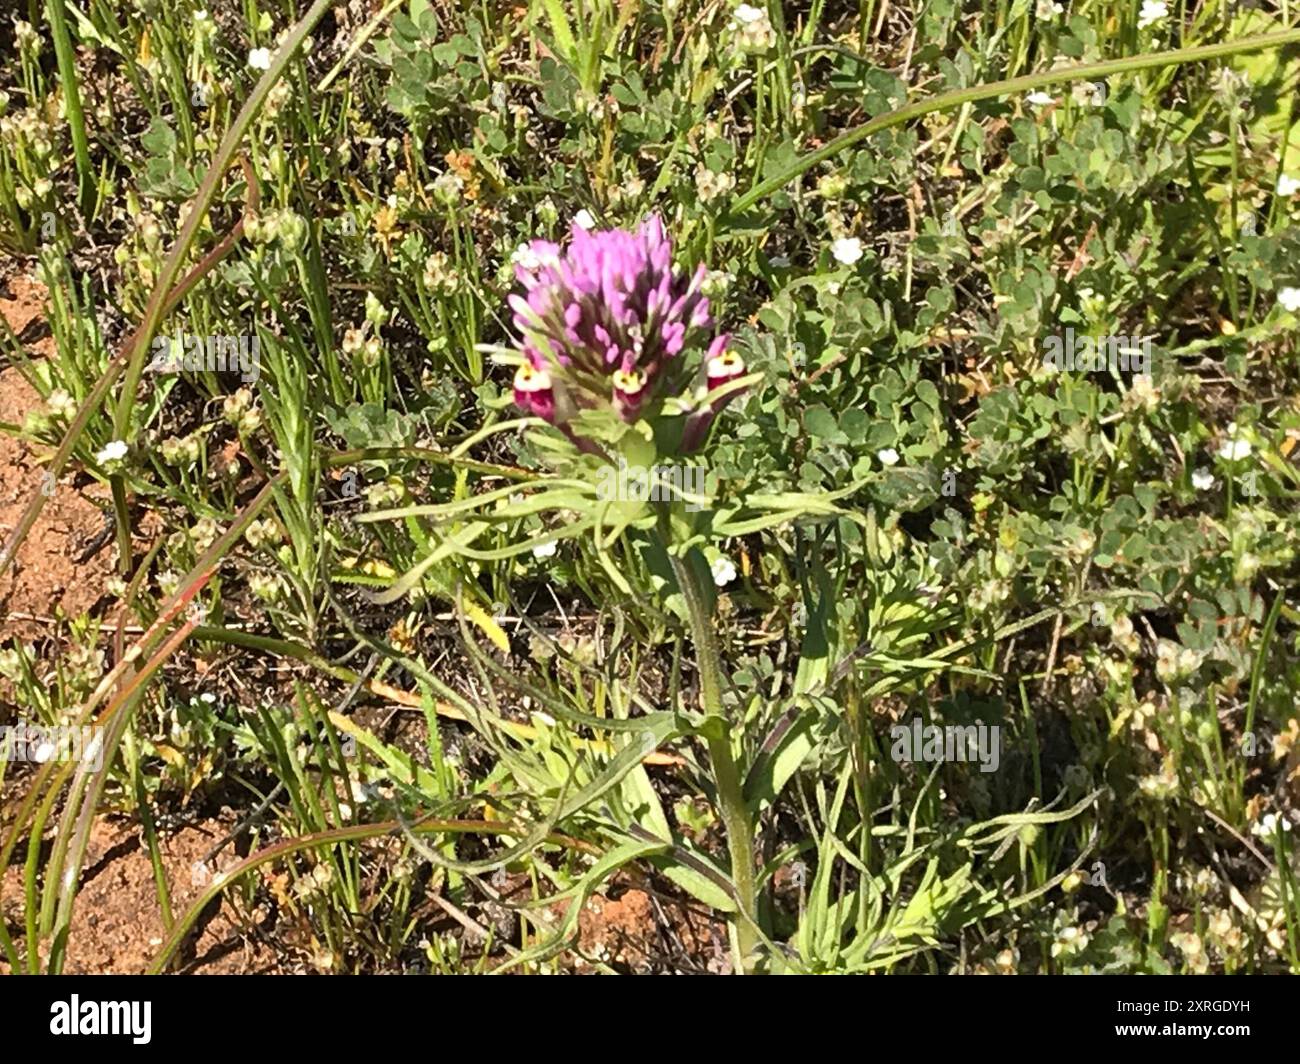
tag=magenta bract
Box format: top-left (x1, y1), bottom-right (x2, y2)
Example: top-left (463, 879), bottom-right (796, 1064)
top-left (507, 216), bottom-right (744, 447)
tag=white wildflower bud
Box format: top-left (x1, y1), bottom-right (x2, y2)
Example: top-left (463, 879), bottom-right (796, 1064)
top-left (222, 387), bottom-right (253, 423)
top-left (364, 291), bottom-right (388, 327)
top-left (46, 389), bottom-right (76, 419)
top-left (432, 170), bottom-right (464, 206)
top-left (423, 251), bottom-right (461, 293)
top-left (341, 327), bottom-right (365, 356)
top-left (236, 406), bottom-right (262, 435)
top-left (277, 209), bottom-right (307, 250)
top-left (244, 518), bottom-right (280, 550)
top-left (695, 165), bottom-right (736, 203)
top-left (731, 4), bottom-right (776, 54)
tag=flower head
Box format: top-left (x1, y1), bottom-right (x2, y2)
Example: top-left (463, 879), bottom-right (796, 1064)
top-left (831, 237), bottom-right (863, 265)
top-left (95, 439), bottom-right (128, 467)
top-left (731, 4), bottom-right (776, 54)
top-left (1217, 422), bottom-right (1252, 462)
top-left (1137, 0), bottom-right (1168, 28)
top-left (507, 216), bottom-right (744, 450)
top-left (1252, 812), bottom-right (1292, 842)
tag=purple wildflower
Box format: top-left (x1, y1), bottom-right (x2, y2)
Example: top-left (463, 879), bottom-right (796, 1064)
top-left (507, 215), bottom-right (745, 449)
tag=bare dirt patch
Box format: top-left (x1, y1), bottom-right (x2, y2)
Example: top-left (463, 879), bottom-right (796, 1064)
top-left (0, 270), bottom-right (112, 642)
top-left (571, 884), bottom-right (730, 973)
top-left (1, 817), bottom-right (278, 974)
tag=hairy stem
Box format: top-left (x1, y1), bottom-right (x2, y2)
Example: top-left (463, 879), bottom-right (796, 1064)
top-left (662, 530), bottom-right (762, 972)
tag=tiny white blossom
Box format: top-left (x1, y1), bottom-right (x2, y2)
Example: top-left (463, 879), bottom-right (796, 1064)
top-left (877, 448), bottom-right (900, 466)
top-left (46, 388), bottom-right (76, 419)
top-left (1277, 286), bottom-right (1300, 313)
top-left (247, 47), bottom-right (272, 71)
top-left (1252, 812), bottom-right (1292, 841)
top-left (511, 243), bottom-right (541, 270)
top-left (1137, 0), bottom-right (1168, 28)
top-left (95, 439), bottom-right (128, 465)
top-left (1217, 424), bottom-right (1252, 461)
top-left (573, 209), bottom-right (596, 230)
top-left (1191, 468), bottom-right (1215, 491)
top-left (731, 3), bottom-right (776, 52)
top-left (695, 165), bottom-right (736, 202)
top-left (532, 539), bottom-right (558, 559)
top-left (1276, 174), bottom-right (1300, 197)
top-left (1025, 91), bottom-right (1056, 107)
top-left (831, 237), bottom-right (863, 265)
top-left (711, 556), bottom-right (737, 587)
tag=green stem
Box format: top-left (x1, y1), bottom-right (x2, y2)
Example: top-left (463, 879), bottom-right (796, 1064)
top-left (727, 28), bottom-right (1300, 219)
top-left (661, 528), bottom-right (762, 972)
top-left (45, 0), bottom-right (95, 217)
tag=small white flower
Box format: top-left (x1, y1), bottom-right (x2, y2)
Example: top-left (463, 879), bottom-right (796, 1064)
top-left (1217, 425), bottom-right (1252, 461)
top-left (95, 439), bottom-right (128, 465)
top-left (711, 556), bottom-right (737, 587)
top-left (247, 47), bottom-right (272, 71)
top-left (695, 165), bottom-right (736, 203)
top-left (830, 237), bottom-right (863, 265)
top-left (46, 388), bottom-right (76, 419)
top-left (877, 448), bottom-right (900, 466)
top-left (432, 170), bottom-right (463, 203)
top-left (1137, 0), bottom-right (1168, 28)
top-left (511, 243), bottom-right (542, 271)
top-left (1276, 174), bottom-right (1300, 197)
top-left (531, 539), bottom-right (558, 559)
top-left (731, 3), bottom-right (776, 52)
top-left (1218, 438), bottom-right (1251, 461)
top-left (1277, 286), bottom-right (1300, 313)
top-left (1035, 0), bottom-right (1064, 16)
top-left (1252, 812), bottom-right (1292, 841)
top-left (1191, 468), bottom-right (1215, 491)
top-left (573, 209), bottom-right (596, 230)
